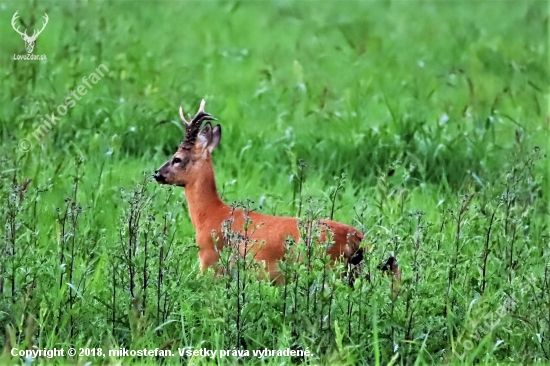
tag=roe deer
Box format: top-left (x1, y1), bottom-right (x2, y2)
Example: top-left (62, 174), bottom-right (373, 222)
top-left (154, 100), bottom-right (401, 287)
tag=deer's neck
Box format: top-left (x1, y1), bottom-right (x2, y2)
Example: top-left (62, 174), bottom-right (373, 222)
top-left (184, 161), bottom-right (228, 229)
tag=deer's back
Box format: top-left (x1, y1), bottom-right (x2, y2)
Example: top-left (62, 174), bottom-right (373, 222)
top-left (220, 210), bottom-right (363, 263)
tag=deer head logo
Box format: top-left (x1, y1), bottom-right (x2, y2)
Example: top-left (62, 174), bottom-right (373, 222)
top-left (11, 11), bottom-right (49, 54)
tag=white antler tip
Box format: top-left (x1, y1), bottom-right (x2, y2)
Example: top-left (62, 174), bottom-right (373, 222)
top-left (199, 99), bottom-right (206, 113)
top-left (179, 106), bottom-right (189, 124)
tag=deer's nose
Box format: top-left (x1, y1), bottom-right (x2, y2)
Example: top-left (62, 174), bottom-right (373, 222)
top-left (154, 170), bottom-right (165, 183)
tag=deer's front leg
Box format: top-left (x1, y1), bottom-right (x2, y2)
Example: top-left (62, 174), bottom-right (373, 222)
top-left (198, 247), bottom-right (220, 273)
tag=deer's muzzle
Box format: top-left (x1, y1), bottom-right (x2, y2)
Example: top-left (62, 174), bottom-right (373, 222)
top-left (154, 170), bottom-right (166, 183)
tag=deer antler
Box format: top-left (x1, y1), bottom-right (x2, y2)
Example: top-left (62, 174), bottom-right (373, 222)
top-left (30, 13), bottom-right (48, 40)
top-left (11, 11), bottom-right (27, 37)
top-left (180, 99), bottom-right (216, 148)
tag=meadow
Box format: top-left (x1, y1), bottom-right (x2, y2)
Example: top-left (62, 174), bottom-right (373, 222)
top-left (0, 1), bottom-right (548, 365)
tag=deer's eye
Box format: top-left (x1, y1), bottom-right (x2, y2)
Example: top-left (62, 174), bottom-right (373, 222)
top-left (173, 157), bottom-right (182, 164)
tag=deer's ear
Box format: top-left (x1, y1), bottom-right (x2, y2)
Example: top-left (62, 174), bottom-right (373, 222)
top-left (208, 124), bottom-right (221, 152)
top-left (198, 123), bottom-right (221, 153)
top-left (197, 123), bottom-right (212, 149)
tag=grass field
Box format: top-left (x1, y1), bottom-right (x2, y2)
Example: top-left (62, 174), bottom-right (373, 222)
top-left (0, 1), bottom-right (548, 365)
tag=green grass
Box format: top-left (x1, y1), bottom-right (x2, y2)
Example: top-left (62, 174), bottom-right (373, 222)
top-left (0, 1), bottom-right (548, 365)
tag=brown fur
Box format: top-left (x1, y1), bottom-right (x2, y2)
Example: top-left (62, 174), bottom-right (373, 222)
top-left (154, 101), bottom-right (401, 285)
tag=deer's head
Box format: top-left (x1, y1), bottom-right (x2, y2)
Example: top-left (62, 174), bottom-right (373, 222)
top-left (11, 11), bottom-right (49, 54)
top-left (154, 100), bottom-right (221, 187)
